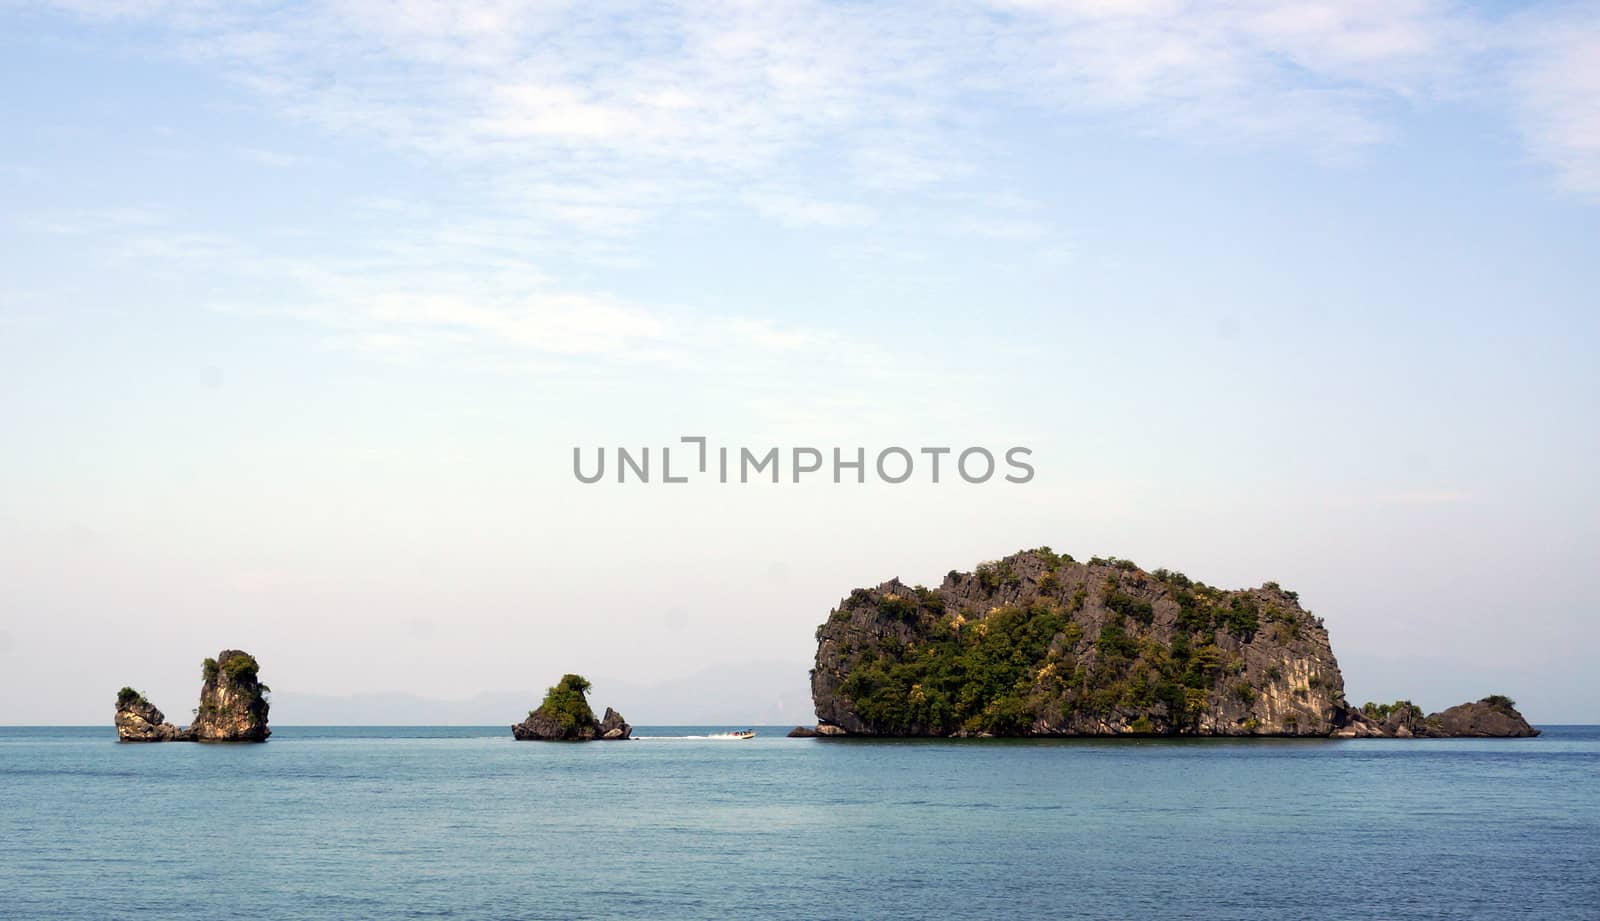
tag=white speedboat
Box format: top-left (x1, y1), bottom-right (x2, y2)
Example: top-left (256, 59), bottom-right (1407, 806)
top-left (709, 729), bottom-right (756, 740)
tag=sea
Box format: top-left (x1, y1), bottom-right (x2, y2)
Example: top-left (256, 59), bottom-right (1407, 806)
top-left (2, 725), bottom-right (1597, 920)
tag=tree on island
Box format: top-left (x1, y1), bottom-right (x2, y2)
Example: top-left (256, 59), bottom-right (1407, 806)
top-left (535, 674), bottom-right (596, 731)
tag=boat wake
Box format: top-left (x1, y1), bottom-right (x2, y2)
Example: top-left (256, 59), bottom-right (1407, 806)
top-left (633, 731), bottom-right (757, 741)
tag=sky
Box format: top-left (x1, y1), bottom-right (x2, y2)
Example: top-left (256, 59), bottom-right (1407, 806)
top-left (1, 0), bottom-right (1597, 724)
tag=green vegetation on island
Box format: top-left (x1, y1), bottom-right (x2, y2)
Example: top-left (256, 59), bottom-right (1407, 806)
top-left (819, 548), bottom-right (1326, 737)
top-left (512, 674), bottom-right (632, 741)
top-left (115, 649), bottom-right (272, 743)
top-left (811, 549), bottom-right (1542, 739)
top-left (532, 674), bottom-right (596, 730)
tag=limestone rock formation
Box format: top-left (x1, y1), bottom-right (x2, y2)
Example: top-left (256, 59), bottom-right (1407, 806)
top-left (813, 549), bottom-right (1343, 737)
top-left (786, 726), bottom-right (819, 737)
top-left (1338, 696), bottom-right (1539, 738)
top-left (598, 707), bottom-right (632, 740)
top-left (811, 549), bottom-right (1539, 739)
top-left (191, 651), bottom-right (272, 742)
top-left (1430, 697), bottom-right (1539, 737)
top-left (113, 650), bottom-right (271, 743)
top-left (512, 711), bottom-right (594, 741)
top-left (512, 674), bottom-right (631, 741)
top-left (114, 689), bottom-right (194, 742)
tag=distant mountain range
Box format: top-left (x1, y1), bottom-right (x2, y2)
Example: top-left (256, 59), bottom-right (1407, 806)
top-left (268, 660), bottom-right (815, 726)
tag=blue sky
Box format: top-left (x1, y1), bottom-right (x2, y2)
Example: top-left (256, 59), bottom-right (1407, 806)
top-left (2, 1), bottom-right (1597, 723)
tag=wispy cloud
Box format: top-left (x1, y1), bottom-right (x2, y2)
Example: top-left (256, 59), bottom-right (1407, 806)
top-left (31, 206), bottom-right (170, 235)
top-left (743, 191), bottom-right (875, 228)
top-left (982, 0), bottom-right (1471, 150)
top-left (1507, 9), bottom-right (1600, 201)
top-left (75, 211), bottom-right (910, 402)
top-left (953, 217), bottom-right (1048, 242)
top-left (43, 0), bottom-right (1600, 212)
top-left (236, 146), bottom-right (310, 168)
top-left (26, 0), bottom-right (1600, 397)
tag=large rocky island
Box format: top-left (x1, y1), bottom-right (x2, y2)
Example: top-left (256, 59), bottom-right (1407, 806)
top-left (115, 649), bottom-right (271, 742)
top-left (811, 549), bottom-right (1538, 739)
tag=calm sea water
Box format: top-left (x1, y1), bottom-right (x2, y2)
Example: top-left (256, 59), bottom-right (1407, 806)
top-left (2, 725), bottom-right (1597, 920)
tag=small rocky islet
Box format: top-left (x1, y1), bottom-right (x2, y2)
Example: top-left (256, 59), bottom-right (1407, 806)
top-left (115, 649), bottom-right (271, 743)
top-left (511, 674), bottom-right (631, 741)
top-left (807, 548), bottom-right (1539, 739)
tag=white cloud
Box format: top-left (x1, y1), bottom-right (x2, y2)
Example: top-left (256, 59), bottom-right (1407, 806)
top-left (982, 0), bottom-right (1476, 151)
top-left (473, 84), bottom-right (636, 141)
top-left (82, 213), bottom-right (900, 390)
top-left (240, 247), bottom-right (677, 361)
top-left (953, 217), bottom-right (1048, 241)
top-left (31, 206), bottom-right (169, 234)
top-left (27, 0), bottom-right (1600, 400)
top-left (361, 292), bottom-right (668, 357)
top-left (236, 146), bottom-right (309, 168)
top-left (721, 318), bottom-right (840, 352)
top-left (1508, 11), bottom-right (1600, 200)
top-left (44, 0), bottom-right (1600, 213)
top-left (743, 191), bottom-right (875, 228)
top-left (850, 144), bottom-right (972, 192)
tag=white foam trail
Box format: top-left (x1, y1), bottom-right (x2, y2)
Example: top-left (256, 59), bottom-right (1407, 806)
top-left (630, 734), bottom-right (752, 740)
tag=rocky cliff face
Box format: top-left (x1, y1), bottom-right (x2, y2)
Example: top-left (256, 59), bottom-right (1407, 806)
top-left (191, 651), bottom-right (271, 742)
top-left (598, 707), bottom-right (632, 740)
top-left (813, 549), bottom-right (1345, 737)
top-left (114, 689), bottom-right (194, 742)
top-left (1431, 698), bottom-right (1539, 737)
top-left (512, 711), bottom-right (595, 740)
top-left (811, 549), bottom-right (1537, 739)
top-left (113, 650), bottom-right (270, 743)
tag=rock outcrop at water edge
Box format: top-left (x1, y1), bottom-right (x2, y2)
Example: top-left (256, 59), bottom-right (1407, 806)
top-left (114, 649), bottom-right (271, 743)
top-left (512, 674), bottom-right (631, 741)
top-left (810, 548), bottom-right (1539, 739)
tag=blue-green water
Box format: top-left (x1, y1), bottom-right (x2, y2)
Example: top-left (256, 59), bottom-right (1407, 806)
top-left (3, 725), bottom-right (1597, 919)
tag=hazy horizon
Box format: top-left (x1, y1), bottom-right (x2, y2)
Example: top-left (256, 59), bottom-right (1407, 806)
top-left (3, 2), bottom-right (1598, 726)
